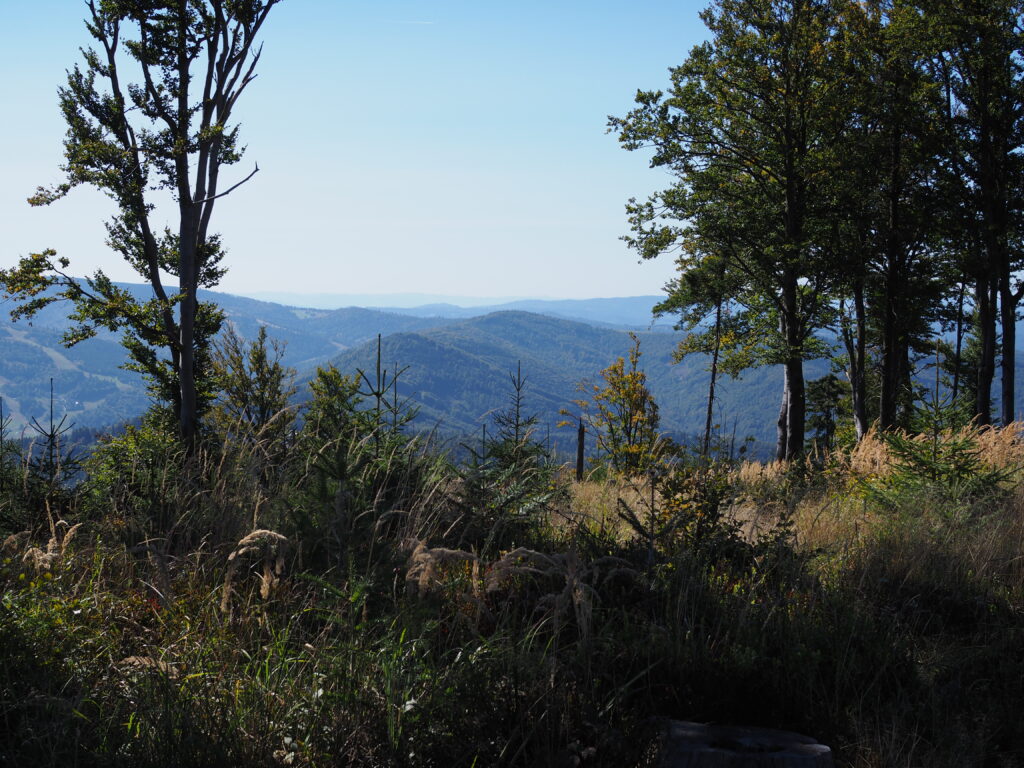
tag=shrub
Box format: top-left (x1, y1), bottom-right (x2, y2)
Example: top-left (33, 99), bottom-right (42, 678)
top-left (455, 365), bottom-right (564, 554)
top-left (862, 428), bottom-right (1014, 517)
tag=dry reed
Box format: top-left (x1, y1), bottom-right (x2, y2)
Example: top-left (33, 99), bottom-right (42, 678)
top-left (19, 520), bottom-right (83, 572)
top-left (221, 529), bottom-right (289, 614)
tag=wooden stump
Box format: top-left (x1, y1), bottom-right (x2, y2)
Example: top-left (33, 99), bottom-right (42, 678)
top-left (658, 721), bottom-right (834, 767)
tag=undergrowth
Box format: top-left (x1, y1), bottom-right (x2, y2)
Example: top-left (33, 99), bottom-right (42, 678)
top-left (2, 391), bottom-right (1024, 766)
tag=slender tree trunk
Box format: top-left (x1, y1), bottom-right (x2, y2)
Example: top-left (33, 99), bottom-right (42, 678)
top-left (897, 335), bottom-right (913, 426)
top-left (952, 282), bottom-right (965, 405)
top-left (775, 306), bottom-right (790, 461)
top-left (879, 281), bottom-right (899, 431)
top-left (781, 279), bottom-right (805, 461)
top-left (776, 376), bottom-right (789, 462)
top-left (976, 275), bottom-right (997, 425)
top-left (784, 353), bottom-right (805, 461)
top-left (999, 270), bottom-right (1018, 425)
top-left (841, 288), bottom-right (869, 441)
top-left (174, 0), bottom-right (199, 445)
top-left (179, 217), bottom-right (198, 444)
top-left (702, 301), bottom-right (722, 460)
top-left (999, 284), bottom-right (1015, 424)
top-left (852, 284), bottom-right (868, 439)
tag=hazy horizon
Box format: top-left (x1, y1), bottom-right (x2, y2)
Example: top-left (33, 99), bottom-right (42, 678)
top-left (236, 290), bottom-right (663, 310)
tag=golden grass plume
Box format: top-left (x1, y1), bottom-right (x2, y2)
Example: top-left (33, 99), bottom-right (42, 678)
top-left (221, 529), bottom-right (289, 614)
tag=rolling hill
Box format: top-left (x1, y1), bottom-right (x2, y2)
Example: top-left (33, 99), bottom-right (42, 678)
top-left (367, 295), bottom-right (677, 330)
top-left (8, 285), bottom-right (1015, 456)
top-left (320, 311), bottom-right (799, 455)
top-left (0, 323), bottom-right (149, 431)
top-left (0, 284), bottom-right (451, 431)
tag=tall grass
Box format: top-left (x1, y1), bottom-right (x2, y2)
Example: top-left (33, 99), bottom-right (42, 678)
top-left (2, 421), bottom-right (1024, 766)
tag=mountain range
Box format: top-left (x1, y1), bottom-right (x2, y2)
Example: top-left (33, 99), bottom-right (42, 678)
top-left (239, 292), bottom-right (676, 330)
top-left (319, 310), bottom-right (798, 455)
top-left (5, 283), bottom-right (1015, 456)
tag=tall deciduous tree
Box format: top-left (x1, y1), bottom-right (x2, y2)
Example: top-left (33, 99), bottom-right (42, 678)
top-left (610, 0), bottom-right (851, 460)
top-left (836, 0), bottom-right (947, 432)
top-left (925, 0), bottom-right (1024, 424)
top-left (654, 241), bottom-right (781, 457)
top-left (0, 0), bottom-right (281, 443)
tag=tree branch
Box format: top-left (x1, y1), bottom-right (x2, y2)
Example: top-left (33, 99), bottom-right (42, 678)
top-left (194, 163), bottom-right (259, 204)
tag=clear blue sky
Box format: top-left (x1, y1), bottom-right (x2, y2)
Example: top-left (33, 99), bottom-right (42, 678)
top-left (0, 1), bottom-right (708, 302)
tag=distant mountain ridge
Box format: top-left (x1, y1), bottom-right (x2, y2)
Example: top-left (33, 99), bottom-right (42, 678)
top-left (0, 284), bottom-right (781, 449)
top-left (6, 284), bottom-right (1018, 453)
top-left (320, 310), bottom-right (795, 452)
top-left (366, 296), bottom-right (676, 330)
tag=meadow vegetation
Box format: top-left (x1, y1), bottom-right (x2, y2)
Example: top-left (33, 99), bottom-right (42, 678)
top-left (4, 1), bottom-right (1024, 763)
top-left (2, 354), bottom-right (1023, 767)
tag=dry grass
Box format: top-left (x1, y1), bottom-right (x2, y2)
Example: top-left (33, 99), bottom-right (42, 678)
top-left (734, 459), bottom-right (792, 491)
top-left (220, 529), bottom-right (289, 615)
top-left (972, 421), bottom-right (1024, 469)
top-left (949, 486), bottom-right (1024, 590)
top-left (16, 519), bottom-right (84, 572)
top-left (565, 475), bottom-right (649, 538)
top-left (791, 496), bottom-right (871, 556)
top-left (842, 422), bottom-right (1024, 479)
top-left (403, 538), bottom-right (479, 598)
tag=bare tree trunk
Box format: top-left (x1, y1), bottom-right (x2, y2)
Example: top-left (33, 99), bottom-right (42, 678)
top-left (776, 376), bottom-right (789, 462)
top-left (785, 354), bottom-right (805, 461)
top-left (840, 290), bottom-right (870, 441)
top-left (976, 275), bottom-right (997, 425)
top-left (178, 278), bottom-right (199, 443)
top-left (952, 281), bottom-right (965, 404)
top-left (780, 280), bottom-right (805, 460)
top-left (852, 285), bottom-right (869, 439)
top-left (776, 306), bottom-right (789, 461)
top-left (999, 276), bottom-right (1018, 424)
top-left (879, 283), bottom-right (899, 431)
top-left (702, 301), bottom-right (722, 459)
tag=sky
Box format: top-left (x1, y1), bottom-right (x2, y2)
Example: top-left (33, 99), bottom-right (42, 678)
top-left (0, 1), bottom-right (708, 303)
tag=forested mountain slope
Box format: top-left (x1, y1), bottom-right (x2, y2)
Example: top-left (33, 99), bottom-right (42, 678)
top-left (322, 310), bottom-right (818, 453)
top-left (6, 287), bottom-right (1022, 448)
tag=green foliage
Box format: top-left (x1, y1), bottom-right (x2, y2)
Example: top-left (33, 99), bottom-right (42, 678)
top-left (566, 334), bottom-right (672, 477)
top-left (0, 0), bottom-right (282, 440)
top-left (288, 364), bottom-right (370, 546)
top-left (286, 362), bottom-right (441, 568)
top-left (936, 324), bottom-right (992, 429)
top-left (81, 417), bottom-right (183, 542)
top-left (456, 364), bottom-right (563, 554)
top-left (863, 429), bottom-right (1014, 516)
top-left (210, 325), bottom-right (297, 498)
top-left (806, 373), bottom-right (851, 454)
top-left (0, 403), bottom-right (34, 535)
top-left (0, 389), bottom-right (83, 535)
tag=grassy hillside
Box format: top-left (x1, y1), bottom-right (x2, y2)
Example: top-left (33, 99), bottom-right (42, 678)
top-left (3, 409), bottom-right (1023, 767)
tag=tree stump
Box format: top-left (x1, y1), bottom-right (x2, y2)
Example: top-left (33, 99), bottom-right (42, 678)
top-left (658, 721), bottom-right (834, 767)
